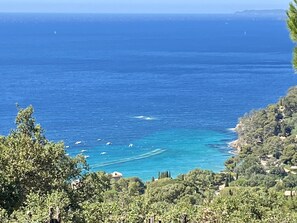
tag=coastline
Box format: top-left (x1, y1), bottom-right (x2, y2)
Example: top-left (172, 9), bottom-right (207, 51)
top-left (228, 139), bottom-right (240, 153)
top-left (227, 123), bottom-right (242, 154)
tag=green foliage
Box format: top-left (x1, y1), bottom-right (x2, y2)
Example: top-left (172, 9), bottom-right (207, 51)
top-left (232, 87), bottom-right (297, 187)
top-left (0, 106), bottom-right (86, 213)
top-left (283, 174), bottom-right (297, 188)
top-left (146, 178), bottom-right (187, 204)
top-left (11, 191), bottom-right (73, 223)
top-left (288, 0), bottom-right (297, 70)
top-left (0, 208), bottom-right (9, 223)
top-left (158, 171), bottom-right (171, 179)
top-left (270, 166), bottom-right (287, 177)
top-left (2, 85), bottom-right (297, 223)
top-left (111, 177), bottom-right (145, 196)
top-left (198, 188), bottom-right (297, 223)
top-left (75, 171), bottom-right (111, 203)
top-left (224, 156), bottom-right (238, 171)
top-left (1, 2), bottom-right (297, 222)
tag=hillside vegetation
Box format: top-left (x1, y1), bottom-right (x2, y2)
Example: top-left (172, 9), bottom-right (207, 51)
top-left (1, 93), bottom-right (297, 222)
top-left (2, 1), bottom-right (297, 222)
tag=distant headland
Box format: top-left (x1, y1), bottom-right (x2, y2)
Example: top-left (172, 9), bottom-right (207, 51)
top-left (235, 9), bottom-right (286, 19)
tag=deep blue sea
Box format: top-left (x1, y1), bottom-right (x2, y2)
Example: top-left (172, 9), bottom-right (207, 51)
top-left (1, 14), bottom-right (296, 180)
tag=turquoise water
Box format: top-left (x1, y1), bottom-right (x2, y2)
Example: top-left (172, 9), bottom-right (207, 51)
top-left (1, 14), bottom-right (296, 180)
top-left (68, 129), bottom-right (233, 180)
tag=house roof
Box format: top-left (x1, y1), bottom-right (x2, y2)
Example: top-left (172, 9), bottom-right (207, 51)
top-left (111, 171), bottom-right (123, 178)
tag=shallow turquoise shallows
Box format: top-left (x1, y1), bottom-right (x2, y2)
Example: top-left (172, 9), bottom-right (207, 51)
top-left (69, 129), bottom-right (233, 180)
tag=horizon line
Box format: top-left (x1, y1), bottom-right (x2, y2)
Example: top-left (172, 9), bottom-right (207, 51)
top-left (0, 9), bottom-right (286, 15)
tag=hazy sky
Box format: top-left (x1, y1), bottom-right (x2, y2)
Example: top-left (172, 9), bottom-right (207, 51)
top-left (0, 0), bottom-right (291, 14)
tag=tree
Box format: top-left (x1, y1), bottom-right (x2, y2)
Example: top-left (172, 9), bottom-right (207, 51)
top-left (283, 174), bottom-right (297, 188)
top-left (11, 191), bottom-right (74, 223)
top-left (288, 0), bottom-right (297, 70)
top-left (197, 188), bottom-right (297, 223)
top-left (0, 106), bottom-right (87, 212)
top-left (76, 171), bottom-right (111, 203)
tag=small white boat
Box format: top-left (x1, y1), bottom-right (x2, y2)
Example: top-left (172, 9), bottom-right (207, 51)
top-left (75, 141), bottom-right (82, 145)
top-left (106, 142), bottom-right (112, 146)
top-left (84, 155), bottom-right (90, 159)
top-left (97, 138), bottom-right (102, 141)
top-left (65, 146), bottom-right (70, 148)
top-left (128, 144), bottom-right (134, 148)
top-left (100, 152), bottom-right (107, 155)
top-left (80, 149), bottom-right (87, 153)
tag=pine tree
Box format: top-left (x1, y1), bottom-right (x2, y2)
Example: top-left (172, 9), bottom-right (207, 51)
top-left (287, 0), bottom-right (297, 70)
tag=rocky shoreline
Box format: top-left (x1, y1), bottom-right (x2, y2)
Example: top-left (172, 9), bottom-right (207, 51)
top-left (228, 139), bottom-right (240, 153)
top-left (227, 123), bottom-right (243, 153)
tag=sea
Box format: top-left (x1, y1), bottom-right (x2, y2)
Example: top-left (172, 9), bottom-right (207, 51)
top-left (0, 13), bottom-right (296, 181)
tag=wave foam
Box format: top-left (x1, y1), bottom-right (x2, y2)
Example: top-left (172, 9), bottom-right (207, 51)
top-left (227, 128), bottom-right (236, 132)
top-left (133, 115), bottom-right (157, 121)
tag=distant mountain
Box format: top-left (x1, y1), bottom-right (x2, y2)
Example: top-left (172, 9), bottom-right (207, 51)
top-left (235, 9), bottom-right (286, 20)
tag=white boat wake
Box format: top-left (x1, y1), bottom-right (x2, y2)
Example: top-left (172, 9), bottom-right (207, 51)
top-left (91, 149), bottom-right (166, 168)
